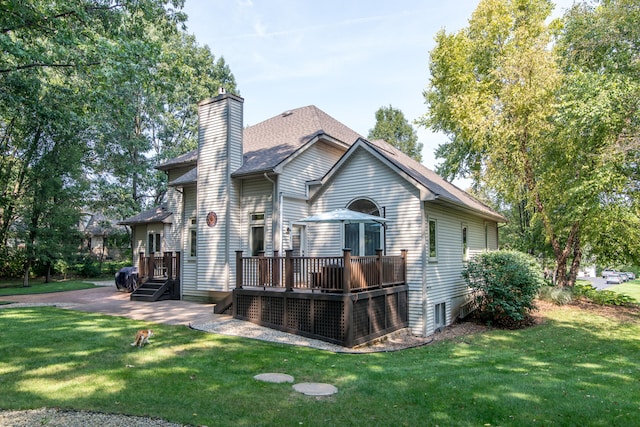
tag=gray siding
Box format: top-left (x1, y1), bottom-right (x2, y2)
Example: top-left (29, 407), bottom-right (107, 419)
top-left (279, 142), bottom-right (345, 197)
top-left (196, 95), bottom-right (243, 292)
top-left (423, 203), bottom-right (499, 335)
top-left (277, 140), bottom-right (346, 253)
top-left (240, 178), bottom-right (273, 255)
top-left (310, 148), bottom-right (426, 334)
top-left (181, 186), bottom-right (197, 298)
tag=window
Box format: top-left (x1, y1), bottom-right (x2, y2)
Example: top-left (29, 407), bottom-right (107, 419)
top-left (189, 218), bottom-right (197, 257)
top-left (344, 199), bottom-right (384, 256)
top-left (148, 233), bottom-right (161, 254)
top-left (462, 224), bottom-right (468, 261)
top-left (428, 218), bottom-right (437, 261)
top-left (250, 212), bottom-right (265, 256)
top-left (434, 302), bottom-right (446, 331)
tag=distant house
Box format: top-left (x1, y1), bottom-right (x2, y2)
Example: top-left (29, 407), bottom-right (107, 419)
top-left (79, 212), bottom-right (125, 260)
top-left (121, 91), bottom-right (505, 342)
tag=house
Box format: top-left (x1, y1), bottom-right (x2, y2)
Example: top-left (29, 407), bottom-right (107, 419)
top-left (121, 90), bottom-right (505, 344)
top-left (79, 212), bottom-right (126, 260)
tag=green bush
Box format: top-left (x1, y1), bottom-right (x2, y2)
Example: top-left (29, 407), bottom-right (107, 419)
top-left (573, 283), bottom-right (636, 306)
top-left (72, 256), bottom-right (102, 278)
top-left (462, 250), bottom-right (545, 328)
top-left (0, 248), bottom-right (27, 278)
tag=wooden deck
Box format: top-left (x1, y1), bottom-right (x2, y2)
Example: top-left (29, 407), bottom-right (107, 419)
top-left (233, 249), bottom-right (409, 347)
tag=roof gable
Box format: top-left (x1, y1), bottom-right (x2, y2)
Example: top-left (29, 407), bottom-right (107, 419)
top-left (316, 138), bottom-right (505, 222)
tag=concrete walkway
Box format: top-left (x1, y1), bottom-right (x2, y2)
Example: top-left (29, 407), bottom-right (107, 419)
top-left (0, 284), bottom-right (219, 326)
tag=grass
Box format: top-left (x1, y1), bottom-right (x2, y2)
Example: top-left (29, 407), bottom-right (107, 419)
top-left (0, 279), bottom-right (97, 296)
top-left (609, 279), bottom-right (640, 301)
top-left (1, 305), bottom-right (639, 426)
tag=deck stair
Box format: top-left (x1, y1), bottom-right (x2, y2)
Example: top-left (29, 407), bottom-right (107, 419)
top-left (130, 278), bottom-right (172, 302)
top-left (213, 292), bottom-right (233, 314)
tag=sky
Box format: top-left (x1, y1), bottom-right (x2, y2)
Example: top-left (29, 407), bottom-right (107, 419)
top-left (181, 0), bottom-right (577, 180)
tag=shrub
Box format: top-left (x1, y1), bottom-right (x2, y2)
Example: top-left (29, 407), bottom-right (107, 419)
top-left (573, 283), bottom-right (636, 306)
top-left (462, 250), bottom-right (545, 328)
top-left (0, 248), bottom-right (27, 278)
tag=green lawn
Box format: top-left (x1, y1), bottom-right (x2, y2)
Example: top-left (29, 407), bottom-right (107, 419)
top-left (0, 279), bottom-right (97, 296)
top-left (609, 279), bottom-right (640, 302)
top-left (0, 306), bottom-right (639, 426)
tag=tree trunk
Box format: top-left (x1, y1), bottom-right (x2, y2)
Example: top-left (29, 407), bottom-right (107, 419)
top-left (22, 260), bottom-right (31, 287)
top-left (45, 263), bottom-right (52, 283)
top-left (567, 233), bottom-right (582, 287)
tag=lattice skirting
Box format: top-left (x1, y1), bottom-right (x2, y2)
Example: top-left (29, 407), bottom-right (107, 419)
top-left (233, 286), bottom-right (408, 347)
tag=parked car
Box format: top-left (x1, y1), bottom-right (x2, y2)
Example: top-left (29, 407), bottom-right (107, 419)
top-left (623, 272), bottom-right (636, 280)
top-left (606, 274), bottom-right (624, 284)
top-left (602, 268), bottom-right (618, 278)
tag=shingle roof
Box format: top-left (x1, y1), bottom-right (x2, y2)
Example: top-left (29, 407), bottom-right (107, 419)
top-left (365, 139), bottom-right (505, 221)
top-left (168, 167), bottom-right (197, 187)
top-left (118, 205), bottom-right (173, 226)
top-left (156, 150), bottom-right (197, 171)
top-left (154, 104), bottom-right (503, 221)
top-left (156, 105), bottom-right (362, 175)
top-left (233, 105), bottom-right (362, 176)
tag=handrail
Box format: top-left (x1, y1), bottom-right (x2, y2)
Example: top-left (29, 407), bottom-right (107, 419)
top-left (235, 249), bottom-right (407, 293)
top-left (138, 251), bottom-right (181, 280)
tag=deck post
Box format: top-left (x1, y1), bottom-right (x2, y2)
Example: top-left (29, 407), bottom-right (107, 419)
top-left (164, 252), bottom-right (172, 278)
top-left (285, 249), bottom-right (294, 291)
top-left (174, 251), bottom-right (181, 280)
top-left (149, 252), bottom-right (155, 279)
top-left (343, 248), bottom-right (352, 293)
top-left (138, 252), bottom-right (145, 277)
top-left (235, 251), bottom-right (243, 289)
top-left (376, 249), bottom-right (384, 288)
top-left (273, 250), bottom-right (280, 287)
top-left (401, 249), bottom-right (408, 284)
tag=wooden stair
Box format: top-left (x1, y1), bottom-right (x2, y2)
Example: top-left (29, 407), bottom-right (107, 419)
top-left (213, 292), bottom-right (233, 314)
top-left (130, 278), bottom-right (173, 302)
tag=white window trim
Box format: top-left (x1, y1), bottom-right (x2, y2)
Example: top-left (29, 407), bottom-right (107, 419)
top-left (434, 301), bottom-right (446, 331)
top-left (428, 217), bottom-right (438, 262)
top-left (462, 223), bottom-right (469, 262)
top-left (188, 217), bottom-right (197, 258)
top-left (249, 212), bottom-right (265, 256)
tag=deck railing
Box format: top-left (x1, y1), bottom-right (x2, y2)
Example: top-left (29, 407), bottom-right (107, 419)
top-left (138, 251), bottom-right (181, 280)
top-left (236, 248), bottom-right (406, 293)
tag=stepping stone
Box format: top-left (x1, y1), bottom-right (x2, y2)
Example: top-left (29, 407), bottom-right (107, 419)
top-left (254, 373), bottom-right (294, 383)
top-left (293, 382), bottom-right (338, 396)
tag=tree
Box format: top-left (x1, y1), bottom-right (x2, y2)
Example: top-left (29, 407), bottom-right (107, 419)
top-left (421, 0), bottom-right (639, 286)
top-left (555, 0), bottom-right (640, 268)
top-left (91, 30), bottom-right (238, 223)
top-left (0, 0), bottom-right (197, 282)
top-left (368, 105), bottom-right (423, 162)
top-left (420, 0), bottom-right (574, 283)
